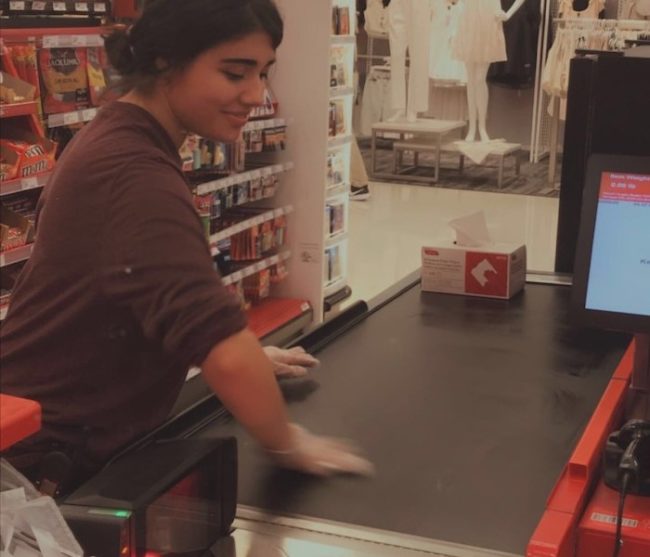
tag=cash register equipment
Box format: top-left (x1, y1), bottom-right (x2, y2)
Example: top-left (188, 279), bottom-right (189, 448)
top-left (570, 154), bottom-right (650, 557)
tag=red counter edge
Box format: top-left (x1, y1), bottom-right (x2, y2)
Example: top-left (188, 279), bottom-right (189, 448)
top-left (526, 341), bottom-right (636, 557)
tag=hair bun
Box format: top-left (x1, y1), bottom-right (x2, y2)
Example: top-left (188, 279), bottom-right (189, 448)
top-left (104, 29), bottom-right (137, 76)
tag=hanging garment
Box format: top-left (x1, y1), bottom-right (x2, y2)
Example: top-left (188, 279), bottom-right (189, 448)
top-left (359, 66), bottom-right (395, 135)
top-left (425, 85), bottom-right (469, 121)
top-left (364, 0), bottom-right (389, 35)
top-left (621, 0), bottom-right (650, 19)
top-left (488, 0), bottom-right (541, 88)
top-left (558, 0), bottom-right (605, 18)
top-left (387, 0), bottom-right (433, 112)
top-left (429, 0), bottom-right (467, 84)
top-left (451, 0), bottom-right (508, 64)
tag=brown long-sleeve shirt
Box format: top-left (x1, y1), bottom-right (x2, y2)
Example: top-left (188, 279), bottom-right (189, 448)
top-left (1, 101), bottom-right (247, 464)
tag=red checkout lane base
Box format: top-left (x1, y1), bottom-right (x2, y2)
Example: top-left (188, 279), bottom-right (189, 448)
top-left (578, 481), bottom-right (650, 556)
top-left (527, 340), bottom-right (649, 556)
top-left (0, 393), bottom-right (41, 451)
top-left (247, 297), bottom-right (312, 340)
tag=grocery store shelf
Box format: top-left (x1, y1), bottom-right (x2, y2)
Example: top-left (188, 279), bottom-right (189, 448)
top-left (195, 162), bottom-right (294, 196)
top-left (0, 244), bottom-right (33, 268)
top-left (248, 297), bottom-right (312, 341)
top-left (325, 232), bottom-right (348, 249)
top-left (330, 35), bottom-right (356, 45)
top-left (329, 86), bottom-right (354, 99)
top-left (1, 171), bottom-right (51, 196)
top-left (243, 117), bottom-right (287, 132)
top-left (326, 182), bottom-right (349, 197)
top-left (42, 31), bottom-right (105, 48)
top-left (0, 101), bottom-right (38, 119)
top-left (6, 2), bottom-right (108, 18)
top-left (209, 205), bottom-right (293, 244)
top-left (323, 276), bottom-right (347, 299)
top-left (328, 134), bottom-right (353, 149)
top-left (48, 107), bottom-right (97, 128)
top-left (222, 251), bottom-right (291, 286)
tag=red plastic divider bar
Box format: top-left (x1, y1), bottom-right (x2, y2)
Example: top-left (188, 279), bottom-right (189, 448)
top-left (526, 341), bottom-right (636, 557)
top-left (248, 297), bottom-right (310, 340)
top-left (0, 394), bottom-right (42, 451)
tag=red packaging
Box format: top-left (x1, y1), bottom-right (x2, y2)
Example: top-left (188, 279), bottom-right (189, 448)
top-left (39, 47), bottom-right (89, 114)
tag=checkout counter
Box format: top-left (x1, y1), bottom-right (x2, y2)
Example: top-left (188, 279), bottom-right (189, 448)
top-left (77, 271), bottom-right (628, 557)
top-left (4, 47), bottom-right (649, 557)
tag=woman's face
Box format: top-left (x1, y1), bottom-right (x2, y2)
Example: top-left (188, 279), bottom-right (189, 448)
top-left (163, 31), bottom-right (276, 142)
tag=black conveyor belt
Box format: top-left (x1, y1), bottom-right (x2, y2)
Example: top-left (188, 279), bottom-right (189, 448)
top-left (196, 282), bottom-right (629, 554)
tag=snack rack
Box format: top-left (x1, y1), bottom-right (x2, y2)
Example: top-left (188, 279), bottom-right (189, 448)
top-left (1, 2), bottom-right (354, 340)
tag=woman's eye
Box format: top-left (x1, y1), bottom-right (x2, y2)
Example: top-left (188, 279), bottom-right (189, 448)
top-left (223, 71), bottom-right (245, 81)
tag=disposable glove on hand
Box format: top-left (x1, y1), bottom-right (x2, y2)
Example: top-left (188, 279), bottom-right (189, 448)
top-left (264, 346), bottom-right (319, 378)
top-left (267, 424), bottom-right (375, 477)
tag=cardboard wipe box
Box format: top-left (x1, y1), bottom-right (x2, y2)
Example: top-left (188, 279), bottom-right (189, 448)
top-left (421, 212), bottom-right (526, 300)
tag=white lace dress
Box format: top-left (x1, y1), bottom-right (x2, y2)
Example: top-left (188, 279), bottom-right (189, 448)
top-left (451, 0), bottom-right (507, 64)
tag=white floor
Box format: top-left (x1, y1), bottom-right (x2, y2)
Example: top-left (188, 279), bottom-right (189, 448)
top-left (346, 181), bottom-right (560, 305)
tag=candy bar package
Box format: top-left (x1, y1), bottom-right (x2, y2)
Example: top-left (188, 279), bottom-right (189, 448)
top-left (39, 47), bottom-right (89, 114)
top-left (87, 47), bottom-right (108, 106)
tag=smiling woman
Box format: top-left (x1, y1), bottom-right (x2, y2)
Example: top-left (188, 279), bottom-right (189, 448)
top-left (105, 0), bottom-right (283, 144)
top-left (0, 0), bottom-right (372, 496)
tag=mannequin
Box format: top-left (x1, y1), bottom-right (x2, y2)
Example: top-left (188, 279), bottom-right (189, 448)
top-left (452, 0), bottom-right (526, 142)
top-left (387, 0), bottom-right (433, 122)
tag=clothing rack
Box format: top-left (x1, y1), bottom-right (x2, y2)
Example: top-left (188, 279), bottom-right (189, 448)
top-left (554, 17), bottom-right (650, 30)
top-left (545, 17), bottom-right (650, 187)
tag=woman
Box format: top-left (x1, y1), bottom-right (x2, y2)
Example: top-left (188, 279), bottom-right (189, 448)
top-left (0, 0), bottom-right (372, 495)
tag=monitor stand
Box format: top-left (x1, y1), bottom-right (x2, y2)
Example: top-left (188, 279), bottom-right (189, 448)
top-left (626, 333), bottom-right (650, 421)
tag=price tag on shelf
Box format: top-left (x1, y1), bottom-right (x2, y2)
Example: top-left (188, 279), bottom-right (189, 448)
top-left (252, 216), bottom-right (263, 226)
top-left (63, 112), bottom-right (81, 126)
top-left (9, 1), bottom-right (26, 10)
top-left (81, 108), bottom-right (97, 122)
top-left (261, 167), bottom-right (273, 177)
top-left (251, 169), bottom-right (262, 180)
top-left (21, 177), bottom-right (39, 190)
top-left (75, 2), bottom-right (89, 11)
top-left (94, 2), bottom-right (107, 12)
top-left (231, 271), bottom-right (243, 282)
top-left (32, 0), bottom-right (46, 9)
top-left (53, 2), bottom-right (66, 11)
top-left (270, 255), bottom-right (280, 265)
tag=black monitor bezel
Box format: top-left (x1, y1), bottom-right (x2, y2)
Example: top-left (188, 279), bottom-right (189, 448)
top-left (570, 154), bottom-right (650, 334)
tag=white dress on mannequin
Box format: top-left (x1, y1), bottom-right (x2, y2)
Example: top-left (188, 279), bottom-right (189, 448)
top-left (429, 0), bottom-right (467, 84)
top-left (387, 0), bottom-right (433, 120)
top-left (451, 0), bottom-right (507, 64)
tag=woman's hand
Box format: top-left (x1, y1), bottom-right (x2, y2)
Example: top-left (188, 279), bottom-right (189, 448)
top-left (267, 423), bottom-right (375, 477)
top-left (264, 346), bottom-right (319, 378)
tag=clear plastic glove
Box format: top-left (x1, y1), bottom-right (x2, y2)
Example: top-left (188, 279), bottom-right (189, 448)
top-left (264, 346), bottom-right (319, 379)
top-left (267, 424), bottom-right (374, 477)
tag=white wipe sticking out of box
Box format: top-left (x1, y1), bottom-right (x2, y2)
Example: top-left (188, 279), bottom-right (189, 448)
top-left (421, 211), bottom-right (526, 300)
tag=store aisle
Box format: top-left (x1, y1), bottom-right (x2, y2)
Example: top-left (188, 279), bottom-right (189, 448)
top-left (347, 181), bottom-right (559, 304)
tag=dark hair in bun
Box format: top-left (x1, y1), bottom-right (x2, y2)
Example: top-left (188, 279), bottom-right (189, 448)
top-left (104, 0), bottom-right (283, 92)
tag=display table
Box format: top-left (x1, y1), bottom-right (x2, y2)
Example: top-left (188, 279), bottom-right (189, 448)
top-left (177, 273), bottom-right (629, 556)
top-left (370, 119), bottom-right (465, 183)
top-left (440, 141), bottom-right (523, 188)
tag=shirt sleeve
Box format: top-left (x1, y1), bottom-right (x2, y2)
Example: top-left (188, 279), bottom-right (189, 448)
top-left (100, 156), bottom-right (247, 369)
